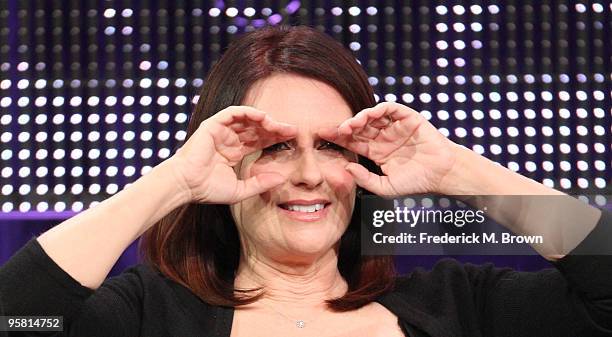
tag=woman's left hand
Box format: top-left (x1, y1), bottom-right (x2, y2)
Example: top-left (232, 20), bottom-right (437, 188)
top-left (318, 102), bottom-right (458, 197)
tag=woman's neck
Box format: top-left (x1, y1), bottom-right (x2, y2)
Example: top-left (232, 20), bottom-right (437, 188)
top-left (234, 249), bottom-right (348, 307)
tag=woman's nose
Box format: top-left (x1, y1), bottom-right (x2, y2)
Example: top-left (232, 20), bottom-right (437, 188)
top-left (289, 151), bottom-right (324, 188)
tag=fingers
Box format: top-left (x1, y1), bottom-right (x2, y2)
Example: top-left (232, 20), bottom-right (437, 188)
top-left (259, 115), bottom-right (298, 137)
top-left (239, 133), bottom-right (290, 157)
top-left (231, 123), bottom-right (297, 155)
top-left (228, 117), bottom-right (297, 140)
top-left (369, 116), bottom-right (393, 128)
top-left (317, 126), bottom-right (370, 157)
top-left (345, 162), bottom-right (398, 198)
top-left (338, 105), bottom-right (387, 135)
top-left (234, 172), bottom-right (287, 200)
top-left (214, 106), bottom-right (297, 136)
top-left (212, 106), bottom-right (267, 125)
top-left (319, 102), bottom-right (425, 166)
top-left (317, 126), bottom-right (339, 141)
top-left (338, 102), bottom-right (419, 138)
top-left (363, 101), bottom-right (418, 121)
top-left (220, 106), bottom-right (297, 141)
top-left (204, 105), bottom-right (298, 159)
top-left (319, 102), bottom-right (420, 158)
top-left (359, 124), bottom-right (382, 139)
top-left (379, 111), bottom-right (422, 141)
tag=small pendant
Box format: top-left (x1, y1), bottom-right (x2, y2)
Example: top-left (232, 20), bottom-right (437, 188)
top-left (296, 320), bottom-right (305, 328)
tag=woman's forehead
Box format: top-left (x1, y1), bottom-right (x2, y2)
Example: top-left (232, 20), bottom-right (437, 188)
top-left (243, 73), bottom-right (354, 127)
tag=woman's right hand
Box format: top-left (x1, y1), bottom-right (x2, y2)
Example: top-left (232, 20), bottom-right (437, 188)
top-left (168, 105), bottom-right (297, 204)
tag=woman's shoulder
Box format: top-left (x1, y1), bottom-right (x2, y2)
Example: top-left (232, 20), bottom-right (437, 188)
top-left (388, 257), bottom-right (578, 307)
top-left (391, 258), bottom-right (522, 294)
top-left (105, 263), bottom-right (192, 296)
top-left (93, 264), bottom-right (168, 303)
top-left (114, 263), bottom-right (163, 282)
top-left (99, 263), bottom-right (218, 313)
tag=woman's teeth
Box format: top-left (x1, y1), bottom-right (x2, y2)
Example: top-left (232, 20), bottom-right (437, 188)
top-left (282, 204), bottom-right (326, 213)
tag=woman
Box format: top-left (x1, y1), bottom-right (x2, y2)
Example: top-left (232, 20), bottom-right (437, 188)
top-left (1, 25), bottom-right (611, 337)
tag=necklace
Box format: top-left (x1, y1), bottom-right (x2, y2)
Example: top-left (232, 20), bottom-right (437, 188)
top-left (258, 300), bottom-right (325, 329)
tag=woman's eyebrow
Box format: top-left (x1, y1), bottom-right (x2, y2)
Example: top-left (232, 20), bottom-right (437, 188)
top-left (273, 136), bottom-right (345, 147)
top-left (278, 138), bottom-right (297, 146)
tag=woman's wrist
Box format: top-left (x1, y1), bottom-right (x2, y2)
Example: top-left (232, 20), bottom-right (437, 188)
top-left (436, 144), bottom-right (562, 196)
top-left (149, 158), bottom-right (194, 208)
top-left (436, 144), bottom-right (482, 195)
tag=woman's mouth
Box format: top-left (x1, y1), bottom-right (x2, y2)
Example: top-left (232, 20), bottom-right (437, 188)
top-left (277, 200), bottom-right (331, 221)
top-left (279, 203), bottom-right (327, 212)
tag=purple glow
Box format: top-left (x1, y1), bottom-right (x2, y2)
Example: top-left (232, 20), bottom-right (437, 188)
top-left (234, 17), bottom-right (248, 26)
top-left (268, 14), bottom-right (282, 25)
top-left (214, 1), bottom-right (301, 27)
top-left (0, 211), bottom-right (79, 220)
top-left (287, 1), bottom-right (301, 14)
top-left (252, 19), bottom-right (266, 28)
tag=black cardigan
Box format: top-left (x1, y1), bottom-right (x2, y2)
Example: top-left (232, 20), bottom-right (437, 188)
top-left (1, 210), bottom-right (611, 337)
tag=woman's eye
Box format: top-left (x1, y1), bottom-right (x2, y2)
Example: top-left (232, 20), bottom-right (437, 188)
top-left (319, 141), bottom-right (346, 152)
top-left (262, 142), bottom-right (291, 154)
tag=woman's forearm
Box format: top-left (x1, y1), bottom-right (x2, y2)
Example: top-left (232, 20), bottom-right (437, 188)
top-left (440, 145), bottom-right (602, 260)
top-left (440, 144), bottom-right (567, 196)
top-left (36, 159), bottom-right (190, 289)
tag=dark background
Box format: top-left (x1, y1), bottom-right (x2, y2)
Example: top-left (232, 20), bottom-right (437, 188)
top-left (1, 1), bottom-right (610, 275)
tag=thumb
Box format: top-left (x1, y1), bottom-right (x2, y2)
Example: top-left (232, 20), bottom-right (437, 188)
top-left (345, 162), bottom-right (394, 198)
top-left (234, 172), bottom-right (286, 200)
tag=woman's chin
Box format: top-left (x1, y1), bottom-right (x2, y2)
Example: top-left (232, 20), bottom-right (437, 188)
top-left (280, 234), bottom-right (339, 260)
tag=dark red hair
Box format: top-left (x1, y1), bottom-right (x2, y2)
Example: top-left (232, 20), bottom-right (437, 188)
top-left (139, 25), bottom-right (396, 311)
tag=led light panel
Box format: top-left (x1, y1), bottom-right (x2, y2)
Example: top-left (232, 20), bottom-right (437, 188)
top-left (0, 1), bottom-right (610, 216)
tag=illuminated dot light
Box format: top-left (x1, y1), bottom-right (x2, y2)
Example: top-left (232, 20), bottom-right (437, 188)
top-left (72, 202), bottom-right (84, 212)
top-left (136, 167), bottom-right (151, 177)
top-left (1, 3), bottom-right (608, 216)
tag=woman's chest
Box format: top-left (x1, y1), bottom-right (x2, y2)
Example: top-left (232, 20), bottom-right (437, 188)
top-left (229, 302), bottom-right (407, 337)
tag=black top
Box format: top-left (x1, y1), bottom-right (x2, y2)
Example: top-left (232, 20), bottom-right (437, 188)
top-left (1, 210), bottom-right (612, 337)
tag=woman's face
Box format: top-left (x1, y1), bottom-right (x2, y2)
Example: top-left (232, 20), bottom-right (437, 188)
top-left (230, 73), bottom-right (358, 264)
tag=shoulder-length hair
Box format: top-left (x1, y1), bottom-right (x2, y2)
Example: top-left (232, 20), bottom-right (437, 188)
top-left (139, 25), bottom-right (396, 311)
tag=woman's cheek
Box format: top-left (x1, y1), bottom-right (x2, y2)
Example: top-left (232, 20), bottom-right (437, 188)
top-left (234, 155), bottom-right (278, 222)
top-left (321, 160), bottom-right (356, 228)
top-left (250, 162), bottom-right (293, 200)
top-left (321, 160), bottom-right (356, 196)
top-left (249, 153), bottom-right (356, 195)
